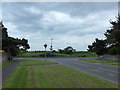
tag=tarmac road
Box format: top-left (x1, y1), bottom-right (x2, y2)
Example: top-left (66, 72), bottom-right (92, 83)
top-left (2, 60), bottom-right (20, 83)
top-left (15, 57), bottom-right (119, 84)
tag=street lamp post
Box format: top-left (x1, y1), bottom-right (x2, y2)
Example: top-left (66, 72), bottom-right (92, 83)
top-left (44, 44), bottom-right (47, 60)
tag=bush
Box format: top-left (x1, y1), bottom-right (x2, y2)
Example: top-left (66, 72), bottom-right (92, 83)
top-left (11, 49), bottom-right (20, 56)
top-left (81, 55), bottom-right (86, 57)
top-left (108, 46), bottom-right (120, 55)
top-left (39, 52), bottom-right (57, 57)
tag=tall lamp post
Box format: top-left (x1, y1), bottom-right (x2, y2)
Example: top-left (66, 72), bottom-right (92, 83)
top-left (44, 44), bottom-right (47, 60)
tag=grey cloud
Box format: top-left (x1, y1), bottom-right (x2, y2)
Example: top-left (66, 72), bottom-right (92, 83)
top-left (118, 1), bottom-right (120, 15)
top-left (2, 2), bottom-right (118, 50)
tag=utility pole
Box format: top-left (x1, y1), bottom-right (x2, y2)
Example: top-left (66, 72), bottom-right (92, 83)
top-left (50, 39), bottom-right (53, 51)
top-left (44, 44), bottom-right (47, 60)
top-left (50, 39), bottom-right (53, 57)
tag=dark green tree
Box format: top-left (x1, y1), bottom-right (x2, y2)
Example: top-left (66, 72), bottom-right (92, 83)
top-left (104, 16), bottom-right (120, 54)
top-left (88, 16), bottom-right (120, 55)
top-left (58, 46), bottom-right (76, 54)
top-left (88, 38), bottom-right (107, 55)
top-left (64, 46), bottom-right (76, 54)
top-left (104, 16), bottom-right (120, 46)
top-left (0, 21), bottom-right (30, 59)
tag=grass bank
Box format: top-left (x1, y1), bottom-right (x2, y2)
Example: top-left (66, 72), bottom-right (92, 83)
top-left (3, 60), bottom-right (118, 88)
top-left (79, 59), bottom-right (120, 66)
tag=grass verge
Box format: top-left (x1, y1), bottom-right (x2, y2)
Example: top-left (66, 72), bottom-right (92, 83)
top-left (3, 60), bottom-right (118, 88)
top-left (19, 60), bottom-right (58, 66)
top-left (2, 60), bottom-right (14, 69)
top-left (79, 59), bottom-right (120, 66)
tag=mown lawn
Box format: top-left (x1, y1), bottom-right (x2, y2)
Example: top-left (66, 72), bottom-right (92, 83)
top-left (19, 60), bottom-right (58, 66)
top-left (3, 60), bottom-right (118, 88)
top-left (2, 60), bottom-right (14, 69)
top-left (79, 59), bottom-right (120, 66)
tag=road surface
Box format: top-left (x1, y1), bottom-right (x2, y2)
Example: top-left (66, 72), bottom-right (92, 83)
top-left (15, 58), bottom-right (119, 84)
top-left (2, 60), bottom-right (20, 82)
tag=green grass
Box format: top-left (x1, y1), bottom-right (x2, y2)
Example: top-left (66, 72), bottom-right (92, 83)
top-left (19, 60), bottom-right (58, 66)
top-left (15, 51), bottom-right (97, 58)
top-left (16, 52), bottom-right (74, 58)
top-left (2, 60), bottom-right (14, 68)
top-left (16, 52), bottom-right (41, 58)
top-left (79, 59), bottom-right (120, 66)
top-left (3, 60), bottom-right (118, 88)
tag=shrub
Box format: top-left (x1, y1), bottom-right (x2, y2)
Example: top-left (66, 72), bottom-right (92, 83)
top-left (39, 52), bottom-right (57, 57)
top-left (108, 46), bottom-right (120, 55)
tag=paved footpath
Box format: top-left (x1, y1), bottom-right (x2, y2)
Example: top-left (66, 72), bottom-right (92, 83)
top-left (15, 58), bottom-right (120, 84)
top-left (2, 60), bottom-right (20, 83)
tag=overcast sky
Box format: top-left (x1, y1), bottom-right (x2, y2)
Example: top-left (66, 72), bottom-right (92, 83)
top-left (1, 2), bottom-right (118, 51)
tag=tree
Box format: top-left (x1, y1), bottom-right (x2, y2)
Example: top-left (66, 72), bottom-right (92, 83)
top-left (104, 16), bottom-right (120, 46)
top-left (88, 16), bottom-right (120, 55)
top-left (58, 46), bottom-right (76, 54)
top-left (0, 21), bottom-right (30, 59)
top-left (88, 38), bottom-right (107, 55)
top-left (64, 46), bottom-right (76, 54)
top-left (58, 49), bottom-right (64, 53)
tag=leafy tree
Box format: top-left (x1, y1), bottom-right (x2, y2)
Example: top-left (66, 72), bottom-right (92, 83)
top-left (52, 50), bottom-right (56, 53)
top-left (88, 38), bottom-right (107, 55)
top-left (0, 21), bottom-right (30, 59)
top-left (88, 16), bottom-right (120, 55)
top-left (64, 46), bottom-right (76, 54)
top-left (58, 49), bottom-right (64, 53)
top-left (58, 46), bottom-right (76, 54)
top-left (104, 16), bottom-right (120, 46)
top-left (108, 46), bottom-right (120, 55)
